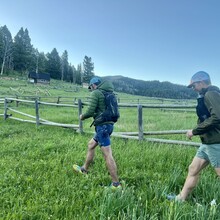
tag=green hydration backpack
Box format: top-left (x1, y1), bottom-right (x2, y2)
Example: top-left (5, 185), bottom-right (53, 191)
top-left (92, 90), bottom-right (120, 126)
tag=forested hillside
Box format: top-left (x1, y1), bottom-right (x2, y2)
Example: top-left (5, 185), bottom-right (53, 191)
top-left (102, 76), bottom-right (196, 99)
top-left (1, 24), bottom-right (196, 99)
top-left (0, 25), bottom-right (95, 85)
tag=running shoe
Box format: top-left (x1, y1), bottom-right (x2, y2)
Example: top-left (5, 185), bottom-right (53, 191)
top-left (108, 182), bottom-right (122, 191)
top-left (73, 164), bottom-right (87, 175)
top-left (166, 193), bottom-right (184, 202)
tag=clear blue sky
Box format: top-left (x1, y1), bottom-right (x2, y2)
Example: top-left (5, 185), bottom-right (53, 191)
top-left (1, 0), bottom-right (220, 86)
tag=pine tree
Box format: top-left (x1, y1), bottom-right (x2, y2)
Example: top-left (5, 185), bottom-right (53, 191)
top-left (83, 56), bottom-right (94, 83)
top-left (13, 28), bottom-right (33, 74)
top-left (0, 25), bottom-right (13, 75)
top-left (75, 64), bottom-right (83, 85)
top-left (61, 50), bottom-right (69, 81)
top-left (33, 49), bottom-right (47, 74)
top-left (38, 52), bottom-right (47, 73)
top-left (70, 64), bottom-right (76, 83)
top-left (46, 48), bottom-right (61, 80)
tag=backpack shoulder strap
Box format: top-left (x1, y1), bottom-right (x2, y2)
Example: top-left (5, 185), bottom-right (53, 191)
top-left (98, 89), bottom-right (112, 97)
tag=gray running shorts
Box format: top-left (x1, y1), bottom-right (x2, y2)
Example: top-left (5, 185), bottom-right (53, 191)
top-left (196, 144), bottom-right (220, 168)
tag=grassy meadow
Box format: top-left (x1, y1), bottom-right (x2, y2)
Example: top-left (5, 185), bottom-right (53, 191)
top-left (0, 77), bottom-right (220, 219)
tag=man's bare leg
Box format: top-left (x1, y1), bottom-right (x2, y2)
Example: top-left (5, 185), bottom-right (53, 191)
top-left (83, 138), bottom-right (98, 171)
top-left (101, 145), bottom-right (119, 183)
top-left (214, 167), bottom-right (220, 177)
top-left (178, 157), bottom-right (209, 200)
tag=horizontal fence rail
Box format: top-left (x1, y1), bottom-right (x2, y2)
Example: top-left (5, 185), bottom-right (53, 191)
top-left (3, 97), bottom-right (82, 132)
top-left (115, 130), bottom-right (189, 135)
top-left (2, 95), bottom-right (196, 105)
top-left (112, 133), bottom-right (200, 147)
top-left (79, 102), bottom-right (196, 109)
top-left (118, 103), bottom-right (196, 108)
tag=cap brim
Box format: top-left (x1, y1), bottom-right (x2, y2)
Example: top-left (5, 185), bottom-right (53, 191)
top-left (187, 84), bottom-right (193, 88)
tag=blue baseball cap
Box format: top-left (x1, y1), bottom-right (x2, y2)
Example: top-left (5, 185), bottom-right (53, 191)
top-left (187, 71), bottom-right (210, 88)
top-left (88, 77), bottom-right (101, 89)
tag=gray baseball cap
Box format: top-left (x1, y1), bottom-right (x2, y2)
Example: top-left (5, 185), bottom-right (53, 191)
top-left (187, 71), bottom-right (210, 88)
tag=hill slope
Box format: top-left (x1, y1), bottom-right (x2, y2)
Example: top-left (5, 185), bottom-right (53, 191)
top-left (102, 75), bottom-right (196, 99)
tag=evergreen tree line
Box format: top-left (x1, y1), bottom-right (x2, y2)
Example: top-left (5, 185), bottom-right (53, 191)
top-left (0, 25), bottom-right (95, 84)
top-left (103, 76), bottom-right (197, 99)
top-left (0, 24), bottom-right (196, 99)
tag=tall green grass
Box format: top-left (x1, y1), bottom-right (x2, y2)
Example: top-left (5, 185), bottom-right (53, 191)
top-left (1, 118), bottom-right (219, 219)
top-left (0, 78), bottom-right (219, 219)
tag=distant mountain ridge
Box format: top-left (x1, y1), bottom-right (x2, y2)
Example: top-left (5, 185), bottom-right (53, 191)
top-left (101, 75), bottom-right (196, 99)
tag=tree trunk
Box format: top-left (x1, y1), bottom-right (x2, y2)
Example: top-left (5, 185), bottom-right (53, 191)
top-left (0, 54), bottom-right (6, 75)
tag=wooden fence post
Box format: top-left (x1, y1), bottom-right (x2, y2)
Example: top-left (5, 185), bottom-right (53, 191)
top-left (16, 95), bottom-right (19, 107)
top-left (78, 99), bottom-right (83, 133)
top-left (57, 96), bottom-right (60, 104)
top-left (35, 99), bottom-right (40, 126)
top-left (4, 98), bottom-right (8, 120)
top-left (138, 104), bottom-right (144, 140)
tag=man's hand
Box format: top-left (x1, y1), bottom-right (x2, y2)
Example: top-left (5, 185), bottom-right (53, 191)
top-left (186, 130), bottom-right (193, 140)
top-left (79, 114), bottom-right (84, 120)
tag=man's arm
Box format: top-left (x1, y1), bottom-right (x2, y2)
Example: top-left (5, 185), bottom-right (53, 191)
top-left (80, 91), bottom-right (99, 120)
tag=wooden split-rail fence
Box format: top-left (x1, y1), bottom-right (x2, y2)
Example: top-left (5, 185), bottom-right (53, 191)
top-left (0, 97), bottom-right (200, 147)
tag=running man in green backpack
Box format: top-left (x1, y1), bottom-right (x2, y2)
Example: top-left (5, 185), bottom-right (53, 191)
top-left (73, 77), bottom-right (122, 190)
